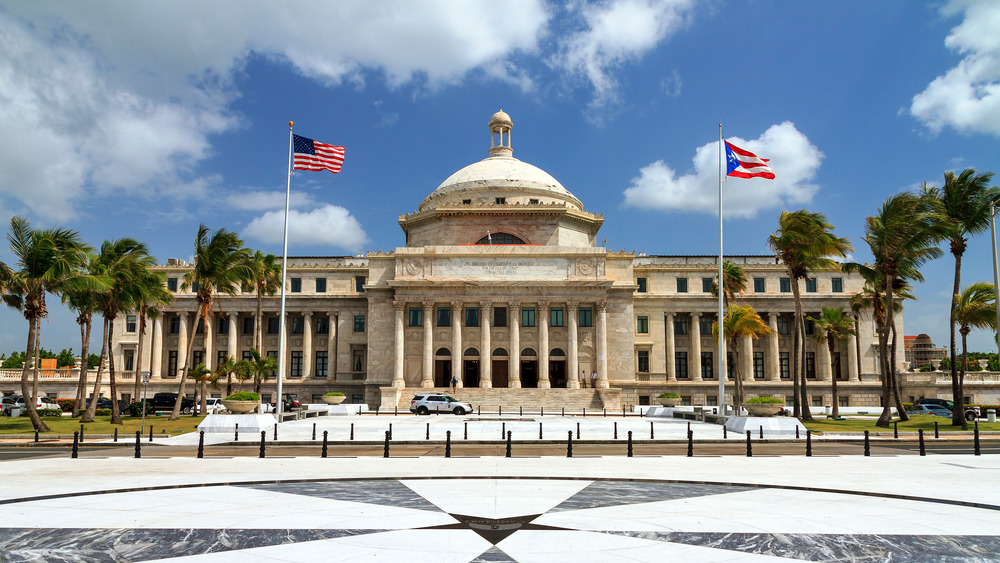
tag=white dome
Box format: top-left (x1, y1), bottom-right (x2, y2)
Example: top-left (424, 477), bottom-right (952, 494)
top-left (419, 155), bottom-right (581, 211)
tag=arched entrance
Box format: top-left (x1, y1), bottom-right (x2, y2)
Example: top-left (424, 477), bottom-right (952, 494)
top-left (550, 348), bottom-right (567, 388)
top-left (492, 348), bottom-right (509, 388)
top-left (463, 348), bottom-right (480, 388)
top-left (520, 348), bottom-right (538, 388)
top-left (434, 348), bottom-right (452, 387)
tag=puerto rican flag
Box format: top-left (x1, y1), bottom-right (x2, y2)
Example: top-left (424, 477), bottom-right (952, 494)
top-left (725, 140), bottom-right (775, 179)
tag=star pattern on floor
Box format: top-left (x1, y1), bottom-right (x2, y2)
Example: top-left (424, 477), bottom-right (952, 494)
top-left (1, 478), bottom-right (999, 562)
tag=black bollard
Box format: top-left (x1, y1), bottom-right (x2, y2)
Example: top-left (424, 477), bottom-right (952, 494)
top-left (795, 425), bottom-right (799, 440)
top-left (583, 408), bottom-right (586, 418)
top-left (375, 406), bottom-right (379, 416)
top-left (562, 407), bottom-right (565, 417)
top-left (322, 431), bottom-right (328, 458)
top-left (394, 405), bottom-right (397, 416)
top-left (723, 425), bottom-right (728, 439)
top-left (974, 421), bottom-right (981, 456)
top-left (71, 431), bottom-right (79, 459)
top-left (113, 428), bottom-right (117, 443)
top-left (502, 422), bottom-right (506, 440)
top-left (935, 421), bottom-right (939, 439)
top-left (918, 429), bottom-right (925, 456)
top-left (389, 423), bottom-right (393, 440)
top-left (520, 406), bottom-right (523, 416)
top-left (506, 431), bottom-right (512, 458)
top-left (567, 431), bottom-right (573, 457)
top-left (384, 430), bottom-right (390, 458)
top-left (622, 407), bottom-right (626, 417)
top-left (541, 407), bottom-right (544, 417)
top-left (350, 423), bottom-right (354, 441)
top-left (259, 431), bottom-right (266, 458)
top-left (134, 431), bottom-right (141, 458)
top-left (806, 430), bottom-right (812, 457)
top-left (273, 423), bottom-right (277, 441)
top-left (464, 422), bottom-right (468, 440)
top-left (627, 430), bottom-right (633, 457)
top-left (235, 423), bottom-right (239, 441)
top-left (445, 430), bottom-right (452, 457)
top-left (539, 422), bottom-right (543, 440)
top-left (312, 423), bottom-right (316, 441)
top-left (604, 408), bottom-right (607, 417)
top-left (688, 422), bottom-right (691, 434)
top-left (687, 429), bottom-right (693, 457)
top-left (197, 431), bottom-right (205, 458)
top-left (650, 421), bottom-right (654, 440)
top-left (34, 428), bottom-right (39, 443)
top-left (614, 421), bottom-right (618, 440)
top-left (149, 425), bottom-right (153, 443)
top-left (576, 422), bottom-right (580, 440)
top-left (80, 424), bottom-right (84, 443)
top-left (478, 405), bottom-right (481, 415)
top-left (499, 405), bottom-right (502, 416)
top-left (426, 423), bottom-right (430, 441)
top-left (746, 430), bottom-right (752, 457)
top-left (759, 425), bottom-right (763, 440)
top-left (894, 420), bottom-right (898, 439)
top-left (864, 430), bottom-right (870, 456)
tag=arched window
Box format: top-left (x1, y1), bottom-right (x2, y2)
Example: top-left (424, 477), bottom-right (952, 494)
top-left (550, 348), bottom-right (565, 357)
top-left (435, 348), bottom-right (451, 356)
top-left (476, 233), bottom-right (525, 245)
top-left (464, 348), bottom-right (480, 356)
top-left (521, 348), bottom-right (537, 356)
top-left (493, 348), bottom-right (508, 356)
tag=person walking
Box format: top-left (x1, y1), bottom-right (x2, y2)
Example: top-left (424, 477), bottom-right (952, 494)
top-left (580, 370), bottom-right (587, 388)
top-left (590, 370), bottom-right (598, 388)
top-left (451, 376), bottom-right (458, 393)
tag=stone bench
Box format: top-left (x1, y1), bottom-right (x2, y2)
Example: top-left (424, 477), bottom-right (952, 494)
top-left (277, 411), bottom-right (298, 422)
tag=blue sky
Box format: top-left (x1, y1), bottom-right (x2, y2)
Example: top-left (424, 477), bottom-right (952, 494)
top-left (1, 0), bottom-right (999, 357)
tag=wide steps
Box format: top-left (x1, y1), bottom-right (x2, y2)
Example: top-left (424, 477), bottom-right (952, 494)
top-left (395, 387), bottom-right (605, 412)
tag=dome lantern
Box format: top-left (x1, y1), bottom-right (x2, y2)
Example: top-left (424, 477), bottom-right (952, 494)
top-left (489, 109), bottom-right (513, 157)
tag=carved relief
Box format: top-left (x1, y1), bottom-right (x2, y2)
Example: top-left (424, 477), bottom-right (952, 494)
top-left (405, 259), bottom-right (423, 276)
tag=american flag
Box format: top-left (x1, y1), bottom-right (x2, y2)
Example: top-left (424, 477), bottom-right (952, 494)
top-left (293, 134), bottom-right (345, 174)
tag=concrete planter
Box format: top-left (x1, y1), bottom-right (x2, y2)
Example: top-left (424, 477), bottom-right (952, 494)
top-left (744, 403), bottom-right (782, 417)
top-left (221, 400), bottom-right (259, 414)
top-left (322, 395), bottom-right (346, 405)
top-left (657, 397), bottom-right (680, 407)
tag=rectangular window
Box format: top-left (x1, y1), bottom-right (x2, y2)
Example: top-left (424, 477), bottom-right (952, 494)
top-left (192, 281), bottom-right (200, 293)
top-left (267, 317), bottom-right (279, 335)
top-left (465, 307), bottom-right (479, 327)
top-left (780, 352), bottom-right (790, 379)
top-left (266, 351), bottom-right (277, 376)
top-left (352, 349), bottom-right (365, 372)
top-left (579, 307), bottom-right (592, 328)
top-left (637, 350), bottom-right (650, 373)
top-left (637, 278), bottom-right (647, 293)
top-left (355, 276), bottom-right (366, 293)
top-left (702, 277), bottom-right (713, 293)
top-left (699, 316), bottom-right (713, 336)
top-left (706, 395), bottom-right (718, 407)
top-left (727, 352), bottom-right (735, 379)
top-left (806, 352), bottom-right (816, 379)
top-left (217, 350), bottom-right (228, 368)
top-left (805, 278), bottom-right (817, 293)
top-left (753, 351), bottom-right (765, 379)
top-left (673, 316), bottom-right (688, 336)
top-left (676, 277), bottom-right (688, 293)
top-left (832, 277), bottom-right (843, 293)
top-left (550, 307), bottom-right (564, 328)
top-left (780, 277), bottom-right (791, 293)
top-left (812, 396), bottom-right (823, 407)
top-left (754, 277), bottom-right (765, 292)
top-left (242, 317), bottom-right (254, 335)
top-left (316, 277), bottom-right (327, 293)
top-left (192, 351), bottom-right (204, 368)
top-left (701, 351), bottom-right (714, 379)
top-left (437, 307), bottom-right (451, 327)
top-left (125, 315), bottom-right (137, 333)
top-left (195, 319), bottom-right (205, 334)
top-left (522, 307), bottom-right (536, 327)
top-left (353, 315), bottom-right (365, 333)
top-left (169, 316), bottom-right (179, 334)
top-left (167, 351), bottom-right (178, 378)
top-left (315, 351), bottom-right (328, 377)
top-left (291, 278), bottom-right (302, 293)
top-left (675, 351), bottom-right (688, 379)
top-left (408, 307), bottom-right (423, 327)
top-left (315, 316), bottom-right (329, 335)
top-left (167, 277), bottom-right (178, 292)
top-left (242, 350), bottom-right (253, 362)
top-left (637, 316), bottom-right (649, 334)
top-left (290, 317), bottom-right (304, 335)
top-left (777, 316), bottom-right (790, 336)
top-left (290, 351), bottom-right (302, 378)
top-left (218, 319), bottom-right (229, 335)
top-left (805, 318), bottom-right (816, 336)
top-left (123, 349), bottom-right (135, 372)
top-left (494, 307), bottom-right (507, 328)
top-left (495, 196), bottom-right (506, 204)
top-left (839, 396), bottom-right (849, 407)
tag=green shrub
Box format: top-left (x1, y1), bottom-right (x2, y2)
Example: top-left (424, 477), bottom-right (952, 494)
top-left (95, 408), bottom-right (111, 416)
top-left (225, 391), bottom-right (260, 401)
top-left (745, 396), bottom-right (782, 405)
top-left (128, 401), bottom-right (154, 417)
top-left (323, 392), bottom-right (344, 397)
top-left (657, 392), bottom-right (680, 399)
top-left (56, 398), bottom-right (76, 412)
top-left (38, 409), bottom-right (63, 417)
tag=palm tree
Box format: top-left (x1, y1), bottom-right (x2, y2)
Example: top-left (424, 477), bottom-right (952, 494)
top-left (171, 225), bottom-right (251, 421)
top-left (240, 348), bottom-right (277, 395)
top-left (712, 260), bottom-right (747, 307)
top-left (808, 307), bottom-right (855, 418)
top-left (768, 210), bottom-right (852, 420)
top-left (953, 282), bottom-right (996, 430)
top-left (82, 239), bottom-right (156, 424)
top-left (215, 354), bottom-right (240, 397)
top-left (62, 250), bottom-right (100, 418)
top-left (929, 169), bottom-right (998, 427)
top-left (188, 363), bottom-right (219, 416)
top-left (713, 305), bottom-right (773, 412)
top-left (244, 250), bottom-right (282, 352)
top-left (861, 192), bottom-right (944, 427)
top-left (5, 217), bottom-right (99, 432)
top-left (131, 270), bottom-right (172, 404)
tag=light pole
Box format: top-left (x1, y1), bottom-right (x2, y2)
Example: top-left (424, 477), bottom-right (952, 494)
top-left (140, 371), bottom-right (150, 434)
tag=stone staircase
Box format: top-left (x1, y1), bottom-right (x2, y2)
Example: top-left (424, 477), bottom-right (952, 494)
top-left (387, 387), bottom-right (620, 413)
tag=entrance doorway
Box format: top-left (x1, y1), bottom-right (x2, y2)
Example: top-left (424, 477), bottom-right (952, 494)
top-left (492, 360), bottom-right (509, 387)
top-left (549, 360), bottom-right (566, 388)
top-left (520, 360), bottom-right (538, 388)
top-left (434, 360), bottom-right (451, 387)
top-left (463, 360), bottom-right (479, 388)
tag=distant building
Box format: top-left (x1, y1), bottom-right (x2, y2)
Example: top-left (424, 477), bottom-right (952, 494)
top-left (904, 334), bottom-right (947, 369)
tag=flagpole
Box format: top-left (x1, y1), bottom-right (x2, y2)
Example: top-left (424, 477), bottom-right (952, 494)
top-left (277, 121), bottom-right (294, 417)
top-left (718, 124), bottom-right (727, 416)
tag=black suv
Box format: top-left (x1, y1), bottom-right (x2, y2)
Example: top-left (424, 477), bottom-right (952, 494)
top-left (150, 392), bottom-right (195, 413)
top-left (912, 398), bottom-right (978, 421)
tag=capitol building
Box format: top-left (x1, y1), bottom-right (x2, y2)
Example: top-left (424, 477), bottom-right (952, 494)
top-left (98, 110), bottom-right (920, 412)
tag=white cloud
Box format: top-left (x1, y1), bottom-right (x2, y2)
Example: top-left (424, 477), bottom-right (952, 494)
top-left (910, 0), bottom-right (1000, 136)
top-left (242, 205), bottom-right (369, 252)
top-left (622, 122), bottom-right (823, 218)
top-left (550, 0), bottom-right (694, 109)
top-left (225, 190), bottom-right (316, 212)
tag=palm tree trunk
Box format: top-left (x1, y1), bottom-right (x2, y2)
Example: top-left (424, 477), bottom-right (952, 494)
top-left (31, 322), bottom-right (40, 407)
top-left (889, 317), bottom-right (909, 421)
top-left (853, 314), bottom-right (863, 378)
top-left (171, 307), bottom-right (204, 420)
top-left (876, 275), bottom-right (897, 428)
top-left (256, 291), bottom-right (263, 352)
top-left (730, 336), bottom-right (743, 412)
top-left (791, 279), bottom-right (812, 420)
top-left (72, 317), bottom-right (91, 418)
top-left (20, 314), bottom-right (49, 432)
top-left (108, 317), bottom-right (122, 424)
top-left (81, 319), bottom-right (109, 423)
top-left (950, 250), bottom-right (963, 427)
top-left (829, 335), bottom-right (839, 419)
top-left (791, 320), bottom-right (800, 418)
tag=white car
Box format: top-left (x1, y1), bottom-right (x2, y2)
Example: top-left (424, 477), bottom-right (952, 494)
top-left (192, 397), bottom-right (227, 415)
top-left (409, 394), bottom-right (473, 415)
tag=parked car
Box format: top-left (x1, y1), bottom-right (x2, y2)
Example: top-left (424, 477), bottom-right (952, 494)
top-left (7, 395), bottom-right (60, 411)
top-left (409, 394), bottom-right (473, 415)
top-left (258, 402), bottom-right (275, 413)
top-left (906, 404), bottom-right (952, 418)
top-left (85, 397), bottom-right (114, 410)
top-left (149, 392), bottom-right (195, 413)
top-left (271, 393), bottom-right (300, 412)
top-left (191, 397), bottom-right (227, 415)
top-left (912, 398), bottom-right (978, 421)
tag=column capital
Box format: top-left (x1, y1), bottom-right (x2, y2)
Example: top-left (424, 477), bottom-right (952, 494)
top-left (690, 311), bottom-right (701, 319)
top-left (566, 301), bottom-right (579, 312)
top-left (480, 301), bottom-right (494, 314)
top-left (422, 300), bottom-right (435, 309)
top-left (393, 300), bottom-right (408, 312)
top-left (508, 302), bottom-right (521, 314)
top-left (596, 300), bottom-right (608, 313)
top-left (451, 300), bottom-right (463, 309)
top-left (537, 302), bottom-right (550, 314)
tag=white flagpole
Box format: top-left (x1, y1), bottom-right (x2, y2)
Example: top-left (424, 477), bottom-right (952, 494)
top-left (277, 121), bottom-right (294, 416)
top-left (718, 124), bottom-right (727, 416)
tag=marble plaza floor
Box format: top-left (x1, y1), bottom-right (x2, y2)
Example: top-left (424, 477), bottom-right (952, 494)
top-left (1, 416), bottom-right (999, 561)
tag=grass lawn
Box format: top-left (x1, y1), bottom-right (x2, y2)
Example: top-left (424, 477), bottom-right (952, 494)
top-left (0, 414), bottom-right (206, 436)
top-left (804, 415), bottom-right (1000, 434)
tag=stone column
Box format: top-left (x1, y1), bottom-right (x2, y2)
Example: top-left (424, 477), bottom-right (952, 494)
top-left (177, 313), bottom-right (189, 376)
top-left (741, 334), bottom-right (754, 380)
top-left (538, 303), bottom-right (550, 388)
top-left (480, 301), bottom-right (492, 388)
top-left (818, 338), bottom-right (832, 381)
top-left (227, 312), bottom-right (238, 361)
top-left (422, 302), bottom-right (434, 388)
top-left (203, 316), bottom-right (214, 370)
top-left (329, 311), bottom-right (339, 380)
top-left (665, 313), bottom-right (676, 381)
top-left (567, 302), bottom-right (580, 388)
top-left (690, 313), bottom-right (702, 381)
top-left (392, 301), bottom-right (405, 388)
top-left (151, 316), bottom-right (163, 378)
top-left (303, 312), bottom-right (313, 378)
top-left (597, 301), bottom-right (609, 389)
top-left (451, 301), bottom-right (462, 388)
top-left (768, 313), bottom-right (781, 381)
top-left (847, 329), bottom-right (859, 381)
top-left (509, 303), bottom-right (521, 388)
